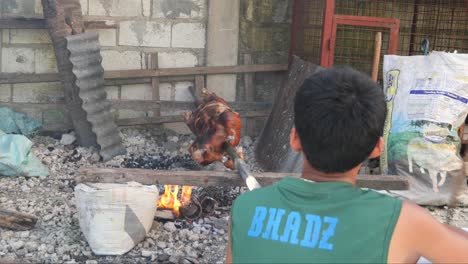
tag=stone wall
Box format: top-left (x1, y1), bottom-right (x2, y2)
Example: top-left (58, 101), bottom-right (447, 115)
top-left (0, 0), bottom-right (207, 132)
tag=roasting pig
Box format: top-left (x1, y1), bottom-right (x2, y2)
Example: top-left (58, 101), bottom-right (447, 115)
top-left (183, 89), bottom-right (243, 169)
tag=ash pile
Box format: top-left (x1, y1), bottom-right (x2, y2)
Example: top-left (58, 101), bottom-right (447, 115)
top-left (0, 127), bottom-right (259, 264)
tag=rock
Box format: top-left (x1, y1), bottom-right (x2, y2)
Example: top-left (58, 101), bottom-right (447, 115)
top-left (158, 254), bottom-right (170, 262)
top-left (188, 233), bottom-right (200, 241)
top-left (90, 152), bottom-right (101, 163)
top-left (157, 241), bottom-right (167, 249)
top-left (85, 261), bottom-right (98, 264)
top-left (169, 255), bottom-right (181, 264)
top-left (46, 245), bottom-right (55, 254)
top-left (213, 218), bottom-right (228, 231)
top-left (11, 241), bottom-right (25, 250)
top-left (241, 136), bottom-right (253, 146)
top-left (16, 248), bottom-right (27, 256)
top-left (21, 185), bottom-right (31, 192)
top-left (43, 214), bottom-right (54, 222)
top-left (164, 222), bottom-right (177, 232)
top-left (60, 134), bottom-right (76, 146)
top-left (25, 241), bottom-right (38, 252)
top-left (141, 250), bottom-right (152, 257)
top-left (19, 231), bottom-right (30, 238)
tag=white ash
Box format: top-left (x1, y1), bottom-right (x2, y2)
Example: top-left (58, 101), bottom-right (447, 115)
top-left (0, 127), bottom-right (466, 264)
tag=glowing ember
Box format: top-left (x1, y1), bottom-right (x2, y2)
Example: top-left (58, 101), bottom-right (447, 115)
top-left (157, 185), bottom-right (193, 217)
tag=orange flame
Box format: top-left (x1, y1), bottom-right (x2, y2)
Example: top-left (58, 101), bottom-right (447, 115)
top-left (157, 185), bottom-right (193, 217)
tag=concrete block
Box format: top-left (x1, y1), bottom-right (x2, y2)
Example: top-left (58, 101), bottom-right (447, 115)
top-left (171, 23), bottom-right (206, 49)
top-left (153, 0), bottom-right (205, 19)
top-left (87, 29), bottom-right (117, 46)
top-left (142, 0), bottom-right (151, 17)
top-left (13, 82), bottom-right (64, 103)
top-left (2, 30), bottom-right (10, 44)
top-left (120, 84), bottom-right (152, 100)
top-left (159, 83), bottom-right (173, 101)
top-left (0, 84), bottom-right (12, 102)
top-left (174, 82), bottom-right (194, 102)
top-left (206, 0), bottom-right (240, 102)
top-left (118, 109), bottom-right (147, 119)
top-left (119, 21), bottom-right (171, 47)
top-left (89, 0), bottom-right (142, 17)
top-left (80, 0), bottom-right (88, 15)
top-left (101, 50), bottom-right (141, 71)
top-left (10, 29), bottom-right (51, 44)
top-left (105, 86), bottom-right (119, 100)
top-left (158, 52), bottom-right (197, 68)
top-left (1, 0), bottom-right (42, 17)
top-left (35, 47), bottom-right (58, 73)
top-left (1, 47), bottom-right (35, 73)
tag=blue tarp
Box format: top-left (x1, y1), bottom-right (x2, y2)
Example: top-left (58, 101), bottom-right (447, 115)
top-left (0, 130), bottom-right (49, 177)
top-left (0, 107), bottom-right (42, 136)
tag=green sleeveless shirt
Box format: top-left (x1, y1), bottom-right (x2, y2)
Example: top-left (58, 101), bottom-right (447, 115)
top-left (231, 176), bottom-right (402, 263)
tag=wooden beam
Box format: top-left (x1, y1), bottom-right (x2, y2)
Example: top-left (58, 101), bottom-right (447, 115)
top-left (0, 101), bottom-right (271, 113)
top-left (76, 168), bottom-right (409, 190)
top-left (0, 18), bottom-right (46, 29)
top-left (0, 18), bottom-right (117, 30)
top-left (0, 64), bottom-right (287, 85)
top-left (116, 110), bottom-right (270, 126)
top-left (0, 208), bottom-right (38, 231)
top-left (0, 73), bottom-right (194, 85)
top-left (148, 53), bottom-right (161, 117)
top-left (243, 54), bottom-right (256, 136)
top-left (195, 75), bottom-right (205, 98)
top-left (104, 64), bottom-right (288, 79)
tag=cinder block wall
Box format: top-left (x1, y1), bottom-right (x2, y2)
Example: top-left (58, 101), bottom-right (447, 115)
top-left (0, 0), bottom-right (292, 134)
top-left (0, 0), bottom-right (207, 132)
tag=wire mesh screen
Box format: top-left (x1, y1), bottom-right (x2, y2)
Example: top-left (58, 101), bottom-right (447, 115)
top-left (291, 0), bottom-right (468, 75)
top-left (334, 25), bottom-right (390, 81)
top-left (292, 0), bottom-right (325, 64)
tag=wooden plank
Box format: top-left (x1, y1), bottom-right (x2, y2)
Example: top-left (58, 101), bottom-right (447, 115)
top-left (76, 167), bottom-right (409, 190)
top-left (0, 18), bottom-right (117, 29)
top-left (84, 21), bottom-right (118, 29)
top-left (148, 53), bottom-right (161, 117)
top-left (371, 32), bottom-right (382, 81)
top-left (195, 75), bottom-right (205, 98)
top-left (0, 18), bottom-right (46, 29)
top-left (256, 56), bottom-right (320, 171)
top-left (0, 208), bottom-right (38, 231)
top-left (243, 54), bottom-right (255, 101)
top-left (116, 110), bottom-right (270, 126)
top-left (243, 54), bottom-right (256, 136)
top-left (0, 73), bottom-right (194, 85)
top-left (0, 73), bottom-right (60, 84)
top-left (104, 64), bottom-right (288, 79)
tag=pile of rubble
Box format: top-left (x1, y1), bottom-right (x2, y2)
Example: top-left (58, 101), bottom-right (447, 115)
top-left (0, 127), bottom-right (466, 264)
top-left (0, 127), bottom-right (258, 264)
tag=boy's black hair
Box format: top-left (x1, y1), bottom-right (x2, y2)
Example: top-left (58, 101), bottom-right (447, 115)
top-left (294, 66), bottom-right (387, 173)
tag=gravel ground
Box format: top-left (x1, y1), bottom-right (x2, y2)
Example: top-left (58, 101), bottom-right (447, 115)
top-left (0, 128), bottom-right (467, 263)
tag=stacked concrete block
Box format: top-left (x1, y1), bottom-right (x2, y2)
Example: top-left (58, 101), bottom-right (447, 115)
top-left (0, 0), bottom-right (283, 135)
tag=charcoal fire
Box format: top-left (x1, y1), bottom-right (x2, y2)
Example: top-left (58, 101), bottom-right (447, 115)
top-left (183, 89), bottom-right (244, 170)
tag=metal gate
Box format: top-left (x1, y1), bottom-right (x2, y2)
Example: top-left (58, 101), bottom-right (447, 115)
top-left (290, 0), bottom-right (468, 81)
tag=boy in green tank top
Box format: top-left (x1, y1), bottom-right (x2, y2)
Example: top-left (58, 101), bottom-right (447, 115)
top-left (227, 66), bottom-right (468, 263)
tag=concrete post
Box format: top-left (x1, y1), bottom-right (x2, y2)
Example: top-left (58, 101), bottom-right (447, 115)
top-left (206, 0), bottom-right (240, 102)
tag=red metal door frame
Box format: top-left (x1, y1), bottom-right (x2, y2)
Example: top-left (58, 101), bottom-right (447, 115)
top-left (321, 15), bottom-right (400, 67)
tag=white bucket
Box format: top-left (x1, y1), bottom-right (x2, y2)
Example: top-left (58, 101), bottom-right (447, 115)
top-left (74, 182), bottom-right (159, 255)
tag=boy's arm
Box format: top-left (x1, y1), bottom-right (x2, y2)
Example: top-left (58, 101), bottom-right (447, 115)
top-left (226, 219), bottom-right (233, 264)
top-left (389, 201), bottom-right (468, 263)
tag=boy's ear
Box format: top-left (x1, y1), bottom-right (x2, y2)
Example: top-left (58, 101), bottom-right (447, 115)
top-left (369, 137), bottom-right (384, 159)
top-left (290, 127), bottom-right (302, 152)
